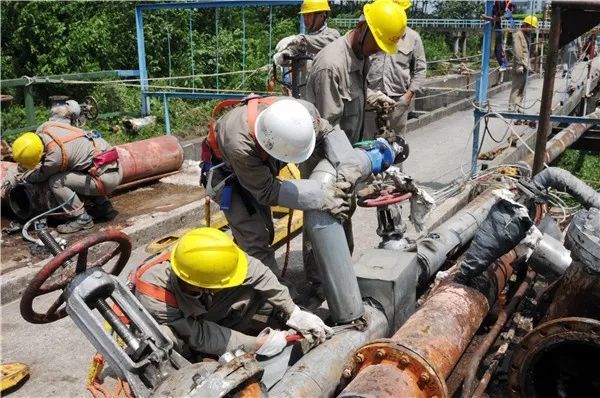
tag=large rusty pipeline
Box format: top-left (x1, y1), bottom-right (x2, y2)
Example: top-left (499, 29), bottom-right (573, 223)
top-left (339, 251), bottom-right (518, 398)
top-left (116, 135), bottom-right (183, 185)
top-left (524, 107), bottom-right (600, 167)
top-left (0, 160), bottom-right (18, 203)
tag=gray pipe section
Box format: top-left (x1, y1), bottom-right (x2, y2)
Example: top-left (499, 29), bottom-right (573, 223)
top-left (269, 305), bottom-right (388, 398)
top-left (416, 187), bottom-right (504, 285)
top-left (305, 160), bottom-right (364, 323)
top-left (534, 167), bottom-right (600, 210)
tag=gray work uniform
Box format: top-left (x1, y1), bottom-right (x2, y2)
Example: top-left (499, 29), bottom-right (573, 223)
top-left (135, 254), bottom-right (296, 356)
top-left (211, 97), bottom-right (333, 272)
top-left (364, 27), bottom-right (427, 138)
top-left (509, 30), bottom-right (530, 112)
top-left (295, 25), bottom-right (340, 99)
top-left (305, 33), bottom-right (367, 144)
top-left (24, 122), bottom-right (122, 216)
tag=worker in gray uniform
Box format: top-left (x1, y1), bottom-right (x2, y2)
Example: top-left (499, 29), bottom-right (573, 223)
top-left (365, 1), bottom-right (427, 139)
top-left (134, 227), bottom-right (333, 357)
top-left (305, 0), bottom-right (408, 144)
top-left (12, 101), bottom-right (121, 233)
top-left (201, 96), bottom-right (365, 276)
top-left (508, 15), bottom-right (537, 113)
top-left (273, 0), bottom-right (340, 98)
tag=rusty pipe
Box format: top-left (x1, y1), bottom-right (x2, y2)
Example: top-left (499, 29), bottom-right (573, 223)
top-left (524, 108), bottom-right (600, 167)
top-left (462, 269), bottom-right (536, 398)
top-left (339, 251), bottom-right (519, 398)
top-left (116, 135), bottom-right (183, 184)
top-left (0, 160), bottom-right (18, 203)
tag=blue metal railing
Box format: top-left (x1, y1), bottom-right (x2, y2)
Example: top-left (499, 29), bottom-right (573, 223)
top-left (330, 18), bottom-right (551, 30)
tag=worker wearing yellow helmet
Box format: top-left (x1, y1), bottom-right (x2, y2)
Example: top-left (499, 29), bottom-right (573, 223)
top-left (365, 0), bottom-right (427, 150)
top-left (133, 228), bottom-right (333, 358)
top-left (273, 0), bottom-right (340, 98)
top-left (509, 15), bottom-right (537, 112)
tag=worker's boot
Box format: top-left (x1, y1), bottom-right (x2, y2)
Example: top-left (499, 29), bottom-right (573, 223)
top-left (57, 212), bottom-right (94, 234)
top-left (88, 197), bottom-right (116, 220)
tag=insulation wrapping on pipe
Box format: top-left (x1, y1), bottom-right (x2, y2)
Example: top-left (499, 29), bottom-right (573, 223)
top-left (269, 305), bottom-right (388, 398)
top-left (304, 159), bottom-right (364, 323)
top-left (533, 167), bottom-right (600, 210)
top-left (116, 135), bottom-right (184, 184)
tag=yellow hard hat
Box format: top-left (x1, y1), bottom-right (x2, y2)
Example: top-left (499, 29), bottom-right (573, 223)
top-left (170, 228), bottom-right (248, 289)
top-left (12, 132), bottom-right (44, 169)
top-left (523, 15), bottom-right (538, 29)
top-left (394, 0), bottom-right (412, 10)
top-left (299, 0), bottom-right (330, 14)
top-left (364, 0), bottom-right (408, 55)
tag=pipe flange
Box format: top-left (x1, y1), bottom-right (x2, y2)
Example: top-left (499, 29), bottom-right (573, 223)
top-left (509, 317), bottom-right (600, 398)
top-left (344, 339), bottom-right (447, 398)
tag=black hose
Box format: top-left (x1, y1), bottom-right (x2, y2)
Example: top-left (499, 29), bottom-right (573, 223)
top-left (534, 167), bottom-right (600, 209)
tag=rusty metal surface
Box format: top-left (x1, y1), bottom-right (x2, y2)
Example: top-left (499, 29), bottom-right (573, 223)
top-left (509, 317), bottom-right (600, 398)
top-left (116, 135), bottom-right (183, 184)
top-left (339, 364), bottom-right (428, 398)
top-left (0, 160), bottom-right (18, 202)
top-left (524, 109), bottom-right (600, 167)
top-left (543, 261), bottom-right (600, 322)
top-left (20, 229), bottom-right (131, 324)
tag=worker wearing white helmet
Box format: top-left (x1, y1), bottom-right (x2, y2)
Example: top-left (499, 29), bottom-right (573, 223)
top-left (134, 228), bottom-right (333, 358)
top-left (272, 0), bottom-right (340, 98)
top-left (509, 15), bottom-right (538, 112)
top-left (201, 96), bottom-right (366, 276)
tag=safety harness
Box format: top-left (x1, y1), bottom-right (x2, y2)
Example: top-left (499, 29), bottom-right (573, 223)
top-left (129, 251), bottom-right (179, 308)
top-left (39, 122), bottom-right (119, 195)
top-left (206, 95), bottom-right (277, 163)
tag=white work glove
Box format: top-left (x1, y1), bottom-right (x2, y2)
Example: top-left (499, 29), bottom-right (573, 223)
top-left (516, 65), bottom-right (525, 74)
top-left (275, 35), bottom-right (303, 53)
top-left (367, 90), bottom-right (397, 109)
top-left (273, 49), bottom-right (294, 66)
top-left (322, 181), bottom-right (353, 221)
top-left (337, 163), bottom-right (364, 188)
top-left (255, 327), bottom-right (288, 357)
top-left (286, 306), bottom-right (334, 345)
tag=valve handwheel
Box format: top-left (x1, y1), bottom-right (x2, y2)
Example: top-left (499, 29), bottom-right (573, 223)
top-left (20, 230), bottom-right (132, 324)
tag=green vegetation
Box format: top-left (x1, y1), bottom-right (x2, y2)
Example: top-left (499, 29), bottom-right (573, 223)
top-left (554, 149), bottom-right (600, 192)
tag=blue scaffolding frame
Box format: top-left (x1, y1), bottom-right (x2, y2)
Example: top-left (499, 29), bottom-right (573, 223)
top-left (135, 0), bottom-right (303, 133)
top-left (471, 0), bottom-right (600, 176)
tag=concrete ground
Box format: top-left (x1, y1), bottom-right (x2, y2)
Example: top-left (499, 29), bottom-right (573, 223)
top-left (1, 61), bottom-right (594, 397)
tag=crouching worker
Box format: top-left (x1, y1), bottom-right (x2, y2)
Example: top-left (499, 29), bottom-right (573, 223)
top-left (202, 96), bottom-right (365, 272)
top-left (133, 228), bottom-right (333, 358)
top-left (12, 121), bottom-right (121, 233)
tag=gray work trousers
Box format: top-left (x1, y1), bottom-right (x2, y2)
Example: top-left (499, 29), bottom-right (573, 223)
top-left (222, 185), bottom-right (278, 272)
top-left (509, 69), bottom-right (526, 112)
top-left (49, 166), bottom-right (122, 216)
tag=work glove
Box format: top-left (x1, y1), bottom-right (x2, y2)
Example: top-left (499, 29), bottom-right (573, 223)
top-left (515, 65), bottom-right (525, 74)
top-left (337, 163), bottom-right (364, 188)
top-left (367, 90), bottom-right (396, 109)
top-left (275, 35), bottom-right (303, 53)
top-left (273, 49), bottom-right (294, 67)
top-left (286, 306), bottom-right (334, 345)
top-left (255, 328), bottom-right (289, 357)
top-left (322, 181), bottom-right (352, 221)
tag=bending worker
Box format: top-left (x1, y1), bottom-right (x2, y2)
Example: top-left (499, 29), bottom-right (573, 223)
top-left (365, 0), bottom-right (426, 140)
top-left (12, 103), bottom-right (121, 233)
top-left (508, 15), bottom-right (537, 113)
top-left (202, 96), bottom-right (365, 274)
top-left (134, 227), bottom-right (333, 357)
top-left (273, 0), bottom-right (340, 98)
top-left (305, 0), bottom-right (408, 144)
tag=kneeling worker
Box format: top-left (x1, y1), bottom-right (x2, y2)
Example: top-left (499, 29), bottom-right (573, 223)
top-left (133, 228), bottom-right (333, 357)
top-left (12, 109), bottom-right (121, 233)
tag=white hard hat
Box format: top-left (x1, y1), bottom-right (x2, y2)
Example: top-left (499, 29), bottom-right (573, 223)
top-left (254, 99), bottom-right (316, 163)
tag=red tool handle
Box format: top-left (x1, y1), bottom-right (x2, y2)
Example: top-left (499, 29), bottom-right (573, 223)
top-left (362, 191), bottom-right (412, 207)
top-left (285, 334), bottom-right (303, 343)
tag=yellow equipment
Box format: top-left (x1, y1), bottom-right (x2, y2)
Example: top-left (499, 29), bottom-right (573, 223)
top-left (12, 132), bottom-right (44, 169)
top-left (0, 362), bottom-right (30, 392)
top-left (363, 0), bottom-right (408, 54)
top-left (170, 228), bottom-right (248, 289)
top-left (299, 0), bottom-right (330, 14)
top-left (523, 15), bottom-right (538, 29)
